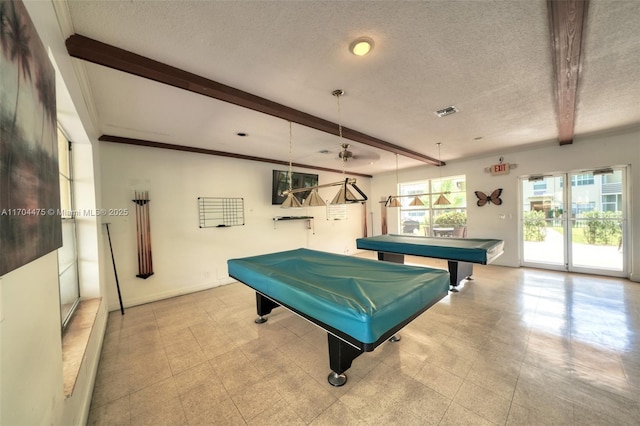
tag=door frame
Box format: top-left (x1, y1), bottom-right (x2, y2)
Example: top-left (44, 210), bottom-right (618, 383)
top-left (519, 166), bottom-right (628, 278)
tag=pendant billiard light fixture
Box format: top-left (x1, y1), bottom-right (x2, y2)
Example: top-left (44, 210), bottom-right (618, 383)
top-left (387, 154), bottom-right (402, 207)
top-left (385, 154), bottom-right (425, 208)
top-left (283, 178), bottom-right (366, 205)
top-left (433, 142), bottom-right (451, 206)
top-left (281, 91), bottom-right (367, 208)
top-left (329, 89), bottom-right (366, 205)
top-left (384, 143), bottom-right (450, 207)
top-left (281, 122), bottom-right (302, 208)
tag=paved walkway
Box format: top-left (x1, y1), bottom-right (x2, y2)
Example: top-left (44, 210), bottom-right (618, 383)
top-left (523, 228), bottom-right (623, 271)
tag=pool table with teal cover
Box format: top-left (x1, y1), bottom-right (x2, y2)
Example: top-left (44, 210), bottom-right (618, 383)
top-left (356, 234), bottom-right (504, 288)
top-left (227, 248), bottom-right (449, 386)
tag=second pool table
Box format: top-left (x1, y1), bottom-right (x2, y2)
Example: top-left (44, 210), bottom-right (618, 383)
top-left (356, 234), bottom-right (504, 289)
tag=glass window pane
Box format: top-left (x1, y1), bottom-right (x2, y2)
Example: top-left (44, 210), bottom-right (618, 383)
top-left (400, 182), bottom-right (427, 196)
top-left (58, 219), bottom-right (77, 272)
top-left (570, 169), bottom-right (623, 272)
top-left (59, 176), bottom-right (71, 213)
top-left (59, 265), bottom-right (79, 323)
top-left (57, 128), bottom-right (69, 178)
top-left (57, 129), bottom-right (79, 330)
top-left (399, 176), bottom-right (466, 237)
top-left (602, 170), bottom-right (622, 185)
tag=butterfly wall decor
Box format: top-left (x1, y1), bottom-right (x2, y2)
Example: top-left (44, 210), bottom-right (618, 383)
top-left (475, 188), bottom-right (503, 206)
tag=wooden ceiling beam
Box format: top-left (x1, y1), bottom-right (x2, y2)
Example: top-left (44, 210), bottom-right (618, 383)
top-left (67, 34), bottom-right (442, 166)
top-left (547, 0), bottom-right (589, 146)
top-left (99, 135), bottom-right (373, 178)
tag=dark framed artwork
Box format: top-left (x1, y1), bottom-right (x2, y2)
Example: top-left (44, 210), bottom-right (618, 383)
top-left (0, 0), bottom-right (61, 275)
top-left (271, 170), bottom-right (319, 205)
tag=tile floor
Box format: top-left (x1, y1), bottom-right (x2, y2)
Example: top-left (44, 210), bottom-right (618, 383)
top-left (88, 255), bottom-right (640, 425)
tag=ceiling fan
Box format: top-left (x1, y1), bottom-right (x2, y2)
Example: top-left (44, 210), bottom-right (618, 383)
top-left (337, 143), bottom-right (380, 167)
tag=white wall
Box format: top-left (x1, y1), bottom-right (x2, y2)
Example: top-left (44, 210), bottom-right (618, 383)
top-left (100, 142), bottom-right (372, 310)
top-left (371, 129), bottom-right (640, 280)
top-left (0, 255), bottom-right (64, 425)
top-left (0, 255), bottom-right (107, 426)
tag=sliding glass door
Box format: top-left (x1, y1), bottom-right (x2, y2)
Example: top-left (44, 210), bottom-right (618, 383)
top-left (520, 167), bottom-right (626, 277)
top-left (569, 169), bottom-right (625, 274)
top-left (521, 175), bottom-right (566, 268)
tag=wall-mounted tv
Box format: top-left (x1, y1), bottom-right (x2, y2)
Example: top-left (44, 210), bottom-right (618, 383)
top-left (272, 170), bottom-right (319, 205)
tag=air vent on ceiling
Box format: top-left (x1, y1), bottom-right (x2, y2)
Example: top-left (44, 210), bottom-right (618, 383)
top-left (434, 106), bottom-right (458, 117)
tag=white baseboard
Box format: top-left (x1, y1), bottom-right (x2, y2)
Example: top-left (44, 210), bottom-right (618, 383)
top-left (107, 277), bottom-right (237, 312)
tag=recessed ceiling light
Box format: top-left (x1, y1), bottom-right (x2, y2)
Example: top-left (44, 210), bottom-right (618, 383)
top-left (236, 132), bottom-right (248, 137)
top-left (349, 37), bottom-right (374, 56)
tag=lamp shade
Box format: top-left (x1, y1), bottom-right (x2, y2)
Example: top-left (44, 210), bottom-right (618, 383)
top-left (330, 185), bottom-right (358, 205)
top-left (434, 193), bottom-right (451, 206)
top-left (387, 197), bottom-right (402, 207)
top-left (281, 193), bottom-right (302, 208)
top-left (409, 196), bottom-right (425, 206)
top-left (303, 189), bottom-right (326, 207)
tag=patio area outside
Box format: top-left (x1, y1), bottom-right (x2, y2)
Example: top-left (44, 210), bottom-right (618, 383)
top-left (524, 228), bottom-right (623, 271)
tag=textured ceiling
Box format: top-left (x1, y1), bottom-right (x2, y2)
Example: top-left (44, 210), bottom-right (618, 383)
top-left (64, 0), bottom-right (640, 175)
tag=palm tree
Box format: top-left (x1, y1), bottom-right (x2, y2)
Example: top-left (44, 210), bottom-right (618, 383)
top-left (6, 0), bottom-right (32, 138)
top-left (0, 0), bottom-right (10, 56)
top-left (0, 0), bottom-right (13, 211)
top-left (36, 61), bottom-right (56, 155)
top-left (3, 0), bottom-right (32, 207)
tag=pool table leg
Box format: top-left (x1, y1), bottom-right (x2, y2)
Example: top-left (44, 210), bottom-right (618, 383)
top-left (447, 261), bottom-right (474, 292)
top-left (254, 292), bottom-right (280, 324)
top-left (378, 251), bottom-right (405, 263)
top-left (327, 334), bottom-right (363, 387)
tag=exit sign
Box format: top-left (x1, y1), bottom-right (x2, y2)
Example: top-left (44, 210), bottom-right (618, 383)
top-left (490, 163), bottom-right (510, 175)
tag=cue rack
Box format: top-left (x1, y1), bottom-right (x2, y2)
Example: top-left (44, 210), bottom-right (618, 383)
top-left (133, 190), bottom-right (154, 279)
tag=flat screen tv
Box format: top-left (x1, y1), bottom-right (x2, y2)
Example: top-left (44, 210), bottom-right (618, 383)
top-left (272, 170), bottom-right (319, 205)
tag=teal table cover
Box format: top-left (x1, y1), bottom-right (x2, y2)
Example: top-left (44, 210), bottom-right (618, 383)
top-left (227, 248), bottom-right (450, 344)
top-left (356, 234), bottom-right (504, 264)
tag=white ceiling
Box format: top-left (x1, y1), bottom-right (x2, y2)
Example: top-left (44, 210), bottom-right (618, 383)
top-left (64, 0), bottom-right (640, 175)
